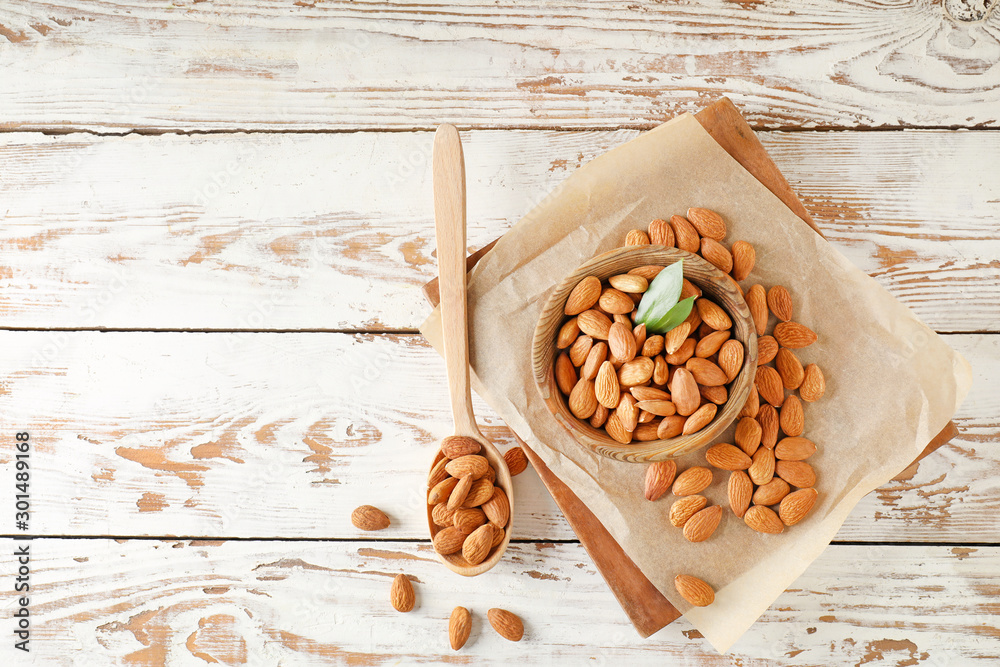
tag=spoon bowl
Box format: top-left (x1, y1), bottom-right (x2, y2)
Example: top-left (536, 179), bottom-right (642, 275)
top-left (428, 123), bottom-right (513, 576)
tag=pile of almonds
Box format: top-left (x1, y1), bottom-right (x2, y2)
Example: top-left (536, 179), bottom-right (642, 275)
top-left (554, 209), bottom-right (754, 445)
top-left (427, 436), bottom-right (512, 566)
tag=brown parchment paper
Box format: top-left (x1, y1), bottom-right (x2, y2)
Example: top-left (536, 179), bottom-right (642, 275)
top-left (419, 113), bottom-right (972, 653)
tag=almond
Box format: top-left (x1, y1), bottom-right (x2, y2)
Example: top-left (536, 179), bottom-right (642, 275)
top-left (645, 460), bottom-right (678, 501)
top-left (728, 470), bottom-right (752, 518)
top-left (648, 218), bottom-right (675, 247)
top-left (717, 339), bottom-right (744, 381)
top-left (453, 507), bottom-right (487, 534)
top-left (757, 335), bottom-right (778, 365)
top-left (748, 446), bottom-right (775, 486)
top-left (599, 288), bottom-right (635, 316)
top-left (669, 214), bottom-right (701, 253)
top-left (504, 447), bottom-right (528, 476)
top-left (775, 348), bottom-right (805, 390)
top-left (441, 435), bottom-right (482, 459)
top-left (674, 574), bottom-right (715, 607)
top-left (556, 317), bottom-right (580, 349)
top-left (746, 284), bottom-right (768, 336)
top-left (775, 436), bottom-right (817, 461)
top-left (390, 574), bottom-right (415, 612)
top-left (432, 526), bottom-right (466, 555)
top-left (462, 478), bottom-right (495, 507)
top-left (428, 477), bottom-right (459, 505)
top-left (555, 352), bottom-right (577, 396)
top-left (619, 356), bottom-right (655, 387)
top-left (667, 495), bottom-right (706, 528)
top-left (695, 329), bottom-right (731, 358)
top-left (706, 443), bottom-right (752, 470)
top-left (631, 386), bottom-right (670, 401)
top-left (608, 322), bottom-right (638, 363)
top-left (766, 285), bottom-right (793, 322)
top-left (604, 412), bottom-right (633, 444)
top-left (629, 265), bottom-right (664, 281)
top-left (445, 455), bottom-right (489, 480)
top-left (774, 321), bottom-right (817, 349)
top-left (800, 363), bottom-right (826, 402)
top-left (700, 237), bottom-right (733, 273)
top-left (744, 505), bottom-right (784, 534)
top-left (672, 466), bottom-right (713, 496)
top-left (633, 323), bottom-right (647, 351)
top-left (565, 276), bottom-right (601, 316)
top-left (730, 240), bottom-right (755, 281)
top-left (683, 505), bottom-right (723, 542)
top-left (568, 334), bottom-right (594, 367)
top-left (642, 334), bottom-right (665, 357)
top-left (734, 417), bottom-right (762, 456)
top-left (581, 341), bottom-right (608, 381)
top-left (670, 368), bottom-right (701, 416)
top-left (625, 229), bottom-right (651, 246)
top-left (636, 399), bottom-right (676, 417)
top-left (428, 457), bottom-right (449, 488)
top-left (594, 361), bottom-right (621, 409)
top-left (589, 403), bottom-right (609, 428)
top-left (696, 299), bottom-right (732, 331)
top-left (432, 502), bottom-right (457, 527)
top-left (779, 394), bottom-right (805, 437)
top-left (351, 505), bottom-right (390, 531)
top-left (681, 278), bottom-right (703, 300)
top-left (755, 365), bottom-right (785, 407)
top-left (775, 460), bottom-right (816, 488)
top-left (449, 606), bottom-right (472, 651)
top-left (753, 478), bottom-right (791, 506)
top-left (652, 354), bottom-right (669, 386)
top-left (634, 422), bottom-right (661, 441)
top-left (616, 393), bottom-right (639, 432)
top-left (699, 383), bottom-right (728, 405)
top-left (568, 378), bottom-right (599, 419)
top-left (686, 207), bottom-right (726, 240)
top-left (665, 337), bottom-right (696, 365)
top-left (614, 312), bottom-right (635, 330)
top-left (757, 404), bottom-right (780, 448)
top-left (779, 487), bottom-right (819, 526)
top-left (609, 273), bottom-right (648, 293)
top-left (481, 487), bottom-right (509, 527)
top-left (739, 385), bottom-right (760, 419)
top-left (447, 474), bottom-right (474, 510)
top-left (489, 522), bottom-right (506, 548)
top-left (657, 415), bottom-right (687, 439)
top-left (577, 309), bottom-right (613, 340)
top-left (686, 357), bottom-right (729, 387)
top-left (487, 608), bottom-right (524, 642)
top-left (462, 523), bottom-right (494, 565)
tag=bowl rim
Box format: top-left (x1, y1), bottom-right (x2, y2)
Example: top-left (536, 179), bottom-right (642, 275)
top-left (531, 245), bottom-right (758, 463)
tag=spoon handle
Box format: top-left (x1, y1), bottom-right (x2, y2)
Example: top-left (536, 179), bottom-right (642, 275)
top-left (433, 125), bottom-right (480, 438)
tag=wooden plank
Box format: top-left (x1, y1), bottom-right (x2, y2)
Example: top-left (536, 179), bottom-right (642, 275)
top-left (0, 130), bottom-right (998, 332)
top-left (1, 1), bottom-right (999, 131)
top-left (4, 538), bottom-right (999, 664)
top-left (1, 331), bottom-right (993, 542)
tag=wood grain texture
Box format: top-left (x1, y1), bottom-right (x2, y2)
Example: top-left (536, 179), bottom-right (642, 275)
top-left (0, 130), bottom-right (998, 332)
top-left (0, 331), bottom-right (993, 542)
top-left (1, 1), bottom-right (999, 131)
top-left (4, 538), bottom-right (999, 665)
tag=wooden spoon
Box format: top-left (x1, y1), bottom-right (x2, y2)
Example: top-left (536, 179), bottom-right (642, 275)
top-left (428, 124), bottom-right (513, 576)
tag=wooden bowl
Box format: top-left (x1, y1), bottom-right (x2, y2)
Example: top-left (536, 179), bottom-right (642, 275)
top-left (531, 246), bottom-right (758, 463)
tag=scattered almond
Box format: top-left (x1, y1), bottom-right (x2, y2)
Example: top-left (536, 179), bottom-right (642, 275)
top-left (775, 460), bottom-right (817, 488)
top-left (669, 494), bottom-right (708, 527)
top-left (705, 443), bottom-right (752, 471)
top-left (390, 574), bottom-right (415, 612)
top-left (766, 285), bottom-right (793, 322)
top-left (775, 436), bottom-right (816, 461)
top-left (739, 385), bottom-right (760, 419)
top-left (757, 335), bottom-right (778, 365)
top-left (773, 321), bottom-right (817, 349)
top-left (753, 478), bottom-right (791, 506)
top-left (744, 505), bottom-right (784, 534)
top-left (775, 348), bottom-right (805, 390)
top-left (755, 365), bottom-right (785, 408)
top-left (748, 446), bottom-right (775, 486)
top-left (673, 466), bottom-right (713, 496)
top-left (779, 394), bottom-right (805, 437)
top-left (746, 285), bottom-right (768, 336)
top-left (757, 404), bottom-right (780, 449)
top-left (670, 215), bottom-right (701, 253)
top-left (488, 608), bottom-right (524, 642)
top-left (779, 488), bottom-right (819, 526)
top-left (674, 574), bottom-right (715, 607)
top-left (449, 606), bottom-right (471, 650)
top-left (648, 218), bottom-right (675, 246)
top-left (625, 229), bottom-right (651, 246)
top-left (645, 460), bottom-right (678, 501)
top-left (800, 363), bottom-right (826, 402)
top-left (700, 237), bottom-right (733, 273)
top-left (728, 470), bottom-right (753, 518)
top-left (351, 505), bottom-right (390, 531)
top-left (683, 505), bottom-right (723, 542)
top-left (730, 240), bottom-right (755, 281)
top-left (734, 416), bottom-right (762, 456)
top-left (686, 207), bottom-right (727, 240)
top-left (504, 447), bottom-right (528, 476)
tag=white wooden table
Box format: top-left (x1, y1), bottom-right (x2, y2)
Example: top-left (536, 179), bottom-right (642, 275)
top-left (1, 1), bottom-right (999, 664)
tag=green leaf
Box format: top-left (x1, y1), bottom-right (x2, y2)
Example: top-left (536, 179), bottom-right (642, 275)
top-left (642, 296), bottom-right (695, 335)
top-left (635, 260), bottom-right (684, 327)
